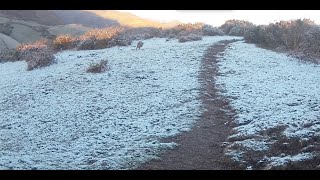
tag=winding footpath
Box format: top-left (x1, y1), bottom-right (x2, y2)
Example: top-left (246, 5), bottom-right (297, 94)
top-left (136, 40), bottom-right (241, 170)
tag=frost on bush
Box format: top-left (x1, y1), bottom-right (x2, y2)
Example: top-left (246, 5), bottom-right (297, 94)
top-left (202, 25), bottom-right (225, 36)
top-left (245, 19), bottom-right (315, 49)
top-left (17, 39), bottom-right (55, 71)
top-left (229, 26), bottom-right (242, 36)
top-left (220, 20), bottom-right (254, 36)
top-left (77, 26), bottom-right (129, 50)
top-left (175, 23), bottom-right (204, 32)
top-left (297, 25), bottom-right (320, 61)
top-left (53, 34), bottom-right (78, 51)
top-left (165, 23), bottom-right (224, 40)
top-left (86, 59), bottom-right (109, 73)
top-left (244, 19), bottom-right (320, 62)
top-left (164, 23), bottom-right (204, 39)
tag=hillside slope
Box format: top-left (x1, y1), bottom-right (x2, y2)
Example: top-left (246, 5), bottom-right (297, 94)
top-left (0, 36), bottom-right (237, 169)
top-left (51, 10), bottom-right (119, 28)
top-left (83, 10), bottom-right (180, 28)
top-left (0, 14), bottom-right (93, 48)
top-left (0, 10), bottom-right (181, 49)
top-left (0, 33), bottom-right (20, 52)
top-left (0, 10), bottom-right (63, 26)
top-left (217, 41), bottom-right (320, 169)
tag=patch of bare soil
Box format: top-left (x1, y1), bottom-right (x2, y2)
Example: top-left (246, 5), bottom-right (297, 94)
top-left (135, 39), bottom-right (241, 170)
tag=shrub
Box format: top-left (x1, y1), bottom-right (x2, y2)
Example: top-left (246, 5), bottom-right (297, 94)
top-left (295, 25), bottom-right (320, 61)
top-left (124, 27), bottom-right (162, 40)
top-left (279, 19), bottom-right (315, 50)
top-left (244, 25), bottom-right (267, 44)
top-left (17, 39), bottom-right (55, 71)
top-left (202, 25), bottom-right (225, 36)
top-left (0, 49), bottom-right (21, 63)
top-left (220, 19), bottom-right (254, 36)
top-left (53, 34), bottom-right (78, 51)
top-left (178, 33), bottom-right (202, 43)
top-left (162, 28), bottom-right (178, 38)
top-left (86, 60), bottom-right (109, 73)
top-left (244, 19), bottom-right (315, 50)
top-left (229, 26), bottom-right (244, 36)
top-left (108, 34), bottom-right (132, 47)
top-left (176, 23), bottom-right (203, 36)
top-left (76, 38), bottom-right (96, 50)
top-left (175, 23), bottom-right (204, 32)
top-left (164, 23), bottom-right (204, 39)
top-left (78, 26), bottom-right (126, 50)
top-left (244, 19), bottom-right (320, 62)
top-left (244, 26), bottom-right (258, 43)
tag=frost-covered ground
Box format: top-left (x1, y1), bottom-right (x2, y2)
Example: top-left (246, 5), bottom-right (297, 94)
top-left (216, 41), bottom-right (320, 169)
top-left (0, 36), bottom-right (240, 170)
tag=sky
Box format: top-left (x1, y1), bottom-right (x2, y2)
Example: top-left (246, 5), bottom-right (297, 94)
top-left (118, 10), bottom-right (320, 26)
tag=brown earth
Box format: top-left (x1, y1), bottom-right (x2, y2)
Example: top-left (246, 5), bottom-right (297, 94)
top-left (136, 39), bottom-right (242, 170)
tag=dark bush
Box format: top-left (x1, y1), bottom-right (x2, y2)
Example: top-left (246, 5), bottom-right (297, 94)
top-left (0, 49), bottom-right (21, 63)
top-left (110, 35), bottom-right (132, 47)
top-left (178, 33), bottom-right (202, 43)
top-left (244, 25), bottom-right (267, 44)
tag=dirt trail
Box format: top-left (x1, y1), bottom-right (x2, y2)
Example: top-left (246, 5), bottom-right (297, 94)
top-left (136, 40), bottom-right (241, 170)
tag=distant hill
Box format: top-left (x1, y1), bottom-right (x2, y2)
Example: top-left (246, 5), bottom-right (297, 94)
top-left (0, 14), bottom-right (93, 48)
top-left (0, 10), bottom-right (181, 29)
top-left (48, 24), bottom-right (93, 37)
top-left (0, 33), bottom-right (20, 53)
top-left (0, 10), bottom-right (64, 26)
top-left (51, 10), bottom-right (119, 28)
top-left (0, 10), bottom-right (182, 50)
top-left (83, 10), bottom-right (180, 28)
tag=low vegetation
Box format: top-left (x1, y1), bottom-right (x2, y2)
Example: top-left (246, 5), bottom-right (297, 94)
top-left (77, 26), bottom-right (129, 50)
top-left (17, 39), bottom-right (55, 71)
top-left (86, 59), bottom-right (109, 73)
top-left (242, 19), bottom-right (320, 62)
top-left (164, 23), bottom-right (225, 42)
top-left (220, 19), bottom-right (254, 36)
top-left (218, 18), bottom-right (320, 63)
top-left (178, 33), bottom-right (202, 43)
top-left (0, 49), bottom-right (21, 63)
top-left (2, 18), bottom-right (320, 69)
top-left (53, 34), bottom-right (78, 51)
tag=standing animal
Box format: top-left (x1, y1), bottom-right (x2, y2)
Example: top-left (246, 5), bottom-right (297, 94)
top-left (136, 41), bottom-right (143, 50)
